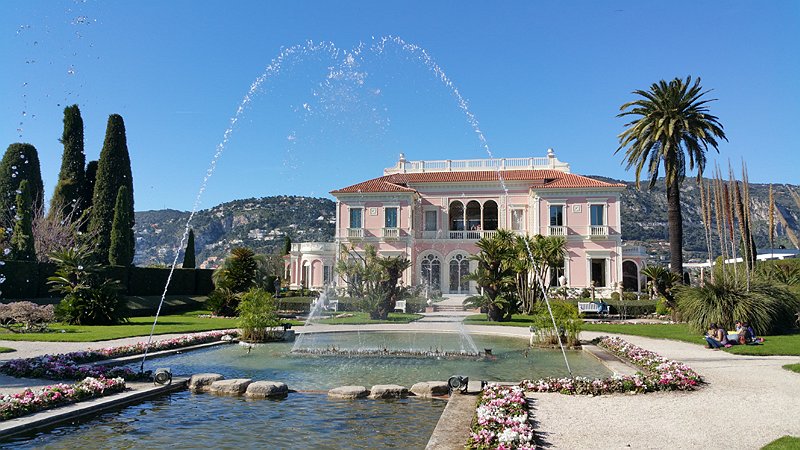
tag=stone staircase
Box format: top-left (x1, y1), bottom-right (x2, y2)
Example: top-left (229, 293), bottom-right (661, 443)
top-left (432, 304), bottom-right (469, 312)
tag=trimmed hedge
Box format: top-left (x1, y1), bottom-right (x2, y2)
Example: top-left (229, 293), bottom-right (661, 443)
top-left (0, 260), bottom-right (38, 298)
top-left (0, 259), bottom-right (214, 299)
top-left (128, 267), bottom-right (197, 296)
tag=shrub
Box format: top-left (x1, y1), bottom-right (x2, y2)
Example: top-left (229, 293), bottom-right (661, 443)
top-left (206, 288), bottom-right (238, 317)
top-left (237, 288), bottom-right (282, 342)
top-left (655, 298), bottom-right (671, 316)
top-left (529, 300), bottom-right (582, 347)
top-left (0, 301), bottom-right (54, 332)
top-left (676, 272), bottom-right (800, 335)
top-left (48, 246), bottom-right (127, 325)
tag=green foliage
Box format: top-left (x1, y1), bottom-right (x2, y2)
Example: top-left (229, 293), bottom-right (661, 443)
top-left (510, 233), bottom-right (567, 314)
top-left (182, 229), bottom-right (196, 268)
top-left (88, 115), bottom-right (134, 264)
top-left (676, 270), bottom-right (800, 335)
top-left (762, 436), bottom-right (800, 450)
top-left (206, 287), bottom-right (237, 317)
top-left (127, 266), bottom-right (197, 296)
top-left (10, 180), bottom-right (36, 261)
top-left (0, 143), bottom-right (44, 227)
top-left (109, 185), bottom-right (134, 266)
top-left (282, 235), bottom-right (292, 255)
top-left (464, 230), bottom-right (518, 321)
top-left (655, 298), bottom-right (671, 316)
top-left (83, 160), bottom-right (98, 221)
top-left (335, 244), bottom-right (411, 320)
top-left (48, 245), bottom-right (127, 325)
top-left (237, 288), bottom-right (281, 342)
top-left (49, 105), bottom-right (87, 221)
top-left (529, 301), bottom-right (583, 347)
top-left (212, 247), bottom-right (269, 292)
top-left (642, 265), bottom-right (681, 313)
top-left (209, 247), bottom-right (270, 316)
top-left (617, 76), bottom-right (727, 275)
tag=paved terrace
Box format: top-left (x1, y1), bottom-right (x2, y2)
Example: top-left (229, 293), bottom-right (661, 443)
top-left (1, 318), bottom-right (799, 448)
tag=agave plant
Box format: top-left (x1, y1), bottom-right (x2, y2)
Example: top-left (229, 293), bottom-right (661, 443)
top-left (676, 270), bottom-right (799, 335)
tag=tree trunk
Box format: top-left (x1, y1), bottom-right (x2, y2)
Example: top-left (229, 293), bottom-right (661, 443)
top-left (666, 177), bottom-right (684, 281)
top-left (487, 304), bottom-right (502, 321)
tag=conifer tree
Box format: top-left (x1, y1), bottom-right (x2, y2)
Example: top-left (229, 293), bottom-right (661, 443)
top-left (89, 115), bottom-right (134, 263)
top-left (10, 180), bottom-right (35, 261)
top-left (49, 105), bottom-right (86, 220)
top-left (0, 143), bottom-right (44, 227)
top-left (282, 235), bottom-right (292, 255)
top-left (182, 228), bottom-right (196, 268)
top-left (109, 185), bottom-right (133, 266)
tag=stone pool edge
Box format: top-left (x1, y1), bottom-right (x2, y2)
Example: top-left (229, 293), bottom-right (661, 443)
top-left (0, 378), bottom-right (188, 442)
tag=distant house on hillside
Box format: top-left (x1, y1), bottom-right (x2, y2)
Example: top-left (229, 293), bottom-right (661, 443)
top-left (285, 150), bottom-right (647, 296)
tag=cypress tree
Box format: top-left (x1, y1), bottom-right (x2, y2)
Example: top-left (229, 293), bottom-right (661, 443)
top-left (182, 228), bottom-right (196, 268)
top-left (89, 115), bottom-right (134, 263)
top-left (282, 235), bottom-right (292, 255)
top-left (109, 185), bottom-right (133, 266)
top-left (49, 105), bottom-right (87, 220)
top-left (0, 143), bottom-right (44, 227)
top-left (10, 180), bottom-right (36, 261)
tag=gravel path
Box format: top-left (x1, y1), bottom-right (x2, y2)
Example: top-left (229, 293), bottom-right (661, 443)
top-left (1, 324), bottom-right (799, 449)
top-left (529, 331), bottom-right (800, 449)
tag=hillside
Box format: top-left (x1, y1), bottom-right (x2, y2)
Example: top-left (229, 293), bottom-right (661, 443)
top-left (593, 177), bottom-right (800, 261)
top-left (134, 196), bottom-right (335, 267)
top-left (134, 181), bottom-right (800, 267)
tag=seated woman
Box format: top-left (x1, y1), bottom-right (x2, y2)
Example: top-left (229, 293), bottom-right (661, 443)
top-left (705, 323), bottom-right (726, 349)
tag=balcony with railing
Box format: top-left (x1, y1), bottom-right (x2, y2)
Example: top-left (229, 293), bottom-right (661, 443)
top-left (347, 228), bottom-right (364, 239)
top-left (384, 149), bottom-right (570, 175)
top-left (382, 227), bottom-right (400, 239)
top-left (622, 245), bottom-right (647, 257)
top-left (447, 229), bottom-right (498, 240)
top-left (548, 226), bottom-right (567, 236)
top-left (589, 225), bottom-right (609, 238)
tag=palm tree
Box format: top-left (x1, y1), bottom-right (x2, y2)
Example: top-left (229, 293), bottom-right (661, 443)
top-left (511, 234), bottom-right (566, 314)
top-left (617, 76), bottom-right (727, 278)
top-left (464, 230), bottom-right (517, 321)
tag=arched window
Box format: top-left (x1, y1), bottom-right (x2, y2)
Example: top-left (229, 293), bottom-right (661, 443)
top-left (420, 254), bottom-right (441, 290)
top-left (449, 201), bottom-right (465, 231)
top-left (483, 200), bottom-right (498, 230)
top-left (622, 261), bottom-right (639, 292)
top-left (449, 254), bottom-right (470, 293)
top-left (466, 200), bottom-right (481, 231)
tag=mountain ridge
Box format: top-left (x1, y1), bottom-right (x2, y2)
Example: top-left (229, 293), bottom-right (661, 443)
top-left (134, 179), bottom-right (800, 267)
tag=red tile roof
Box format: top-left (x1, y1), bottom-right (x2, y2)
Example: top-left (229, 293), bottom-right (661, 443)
top-left (331, 170), bottom-right (625, 194)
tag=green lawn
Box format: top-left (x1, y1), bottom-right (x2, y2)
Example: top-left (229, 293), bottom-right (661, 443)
top-left (0, 346), bottom-right (15, 353)
top-left (783, 363), bottom-right (800, 374)
top-left (465, 314), bottom-right (800, 356)
top-left (762, 436), bottom-right (800, 450)
top-left (316, 312), bottom-right (422, 325)
top-left (0, 310), bottom-right (240, 342)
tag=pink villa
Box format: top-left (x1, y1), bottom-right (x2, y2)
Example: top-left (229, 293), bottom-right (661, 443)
top-left (285, 150), bottom-right (647, 296)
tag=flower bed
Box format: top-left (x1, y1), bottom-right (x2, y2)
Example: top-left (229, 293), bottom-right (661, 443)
top-left (91, 329), bottom-right (238, 359)
top-left (520, 337), bottom-right (702, 395)
top-left (0, 330), bottom-right (238, 382)
top-left (467, 384), bottom-right (535, 450)
top-left (0, 376), bottom-right (125, 421)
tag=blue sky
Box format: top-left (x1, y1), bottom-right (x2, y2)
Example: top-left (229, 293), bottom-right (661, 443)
top-left (1, 0), bottom-right (798, 212)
